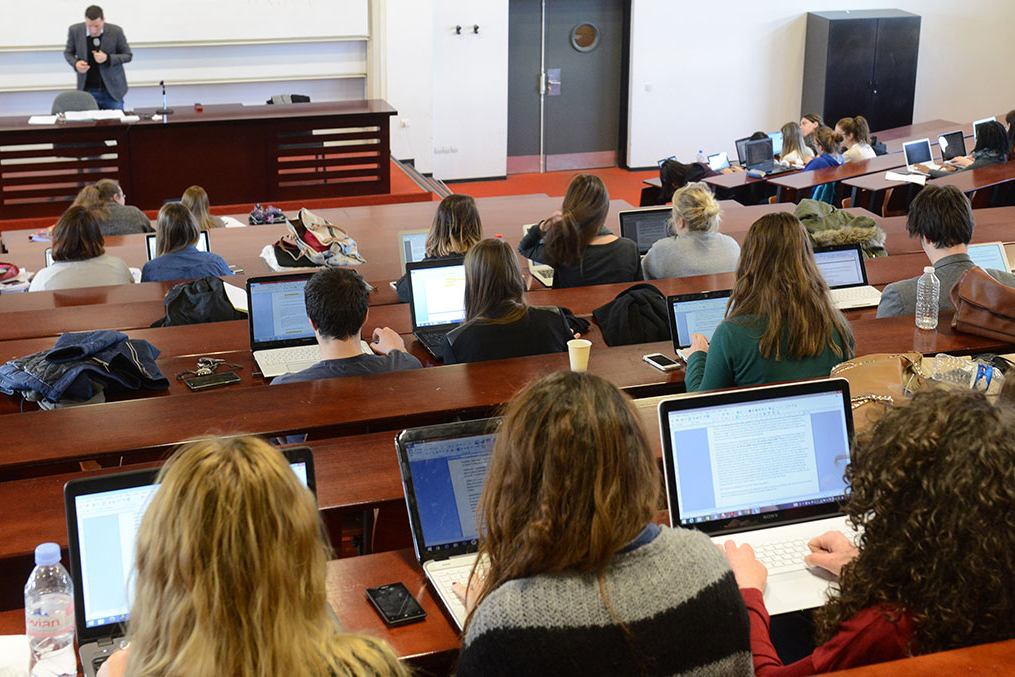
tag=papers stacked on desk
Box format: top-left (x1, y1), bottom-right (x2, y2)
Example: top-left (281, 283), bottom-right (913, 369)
top-left (884, 171), bottom-right (927, 186)
top-left (63, 109), bottom-right (125, 121)
top-left (27, 115), bottom-right (57, 125)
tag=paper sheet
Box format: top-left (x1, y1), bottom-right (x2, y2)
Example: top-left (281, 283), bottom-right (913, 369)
top-left (884, 171), bottom-right (927, 186)
top-left (223, 282), bottom-right (248, 312)
top-left (27, 116), bottom-right (57, 125)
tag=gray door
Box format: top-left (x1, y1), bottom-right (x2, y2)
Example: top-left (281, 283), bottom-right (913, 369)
top-left (507, 0), bottom-right (625, 173)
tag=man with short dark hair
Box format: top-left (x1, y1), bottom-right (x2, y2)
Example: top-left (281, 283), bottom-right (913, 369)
top-left (876, 184), bottom-right (1015, 318)
top-left (271, 268), bottom-right (421, 386)
top-left (64, 5), bottom-right (132, 110)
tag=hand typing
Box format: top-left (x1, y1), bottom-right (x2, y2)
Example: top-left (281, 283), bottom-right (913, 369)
top-left (804, 530), bottom-right (859, 577)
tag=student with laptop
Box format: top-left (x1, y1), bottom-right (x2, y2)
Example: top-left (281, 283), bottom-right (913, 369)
top-left (877, 185), bottom-right (1015, 317)
top-left (722, 389), bottom-right (1015, 675)
top-left (29, 206), bottom-right (134, 291)
top-left (684, 213), bottom-right (853, 392)
top-left (518, 174), bottom-right (641, 289)
top-left (453, 372), bottom-right (752, 676)
top-left (79, 179), bottom-right (155, 236)
top-left (641, 182), bottom-right (740, 280)
top-left (96, 437), bottom-right (407, 677)
top-left (442, 238), bottom-right (573, 364)
top-left (835, 116), bottom-right (876, 162)
top-left (920, 120), bottom-right (1010, 177)
top-left (140, 203), bottom-right (233, 282)
top-left (394, 194), bottom-right (483, 302)
top-left (803, 128), bottom-right (845, 171)
top-left (779, 121), bottom-right (815, 167)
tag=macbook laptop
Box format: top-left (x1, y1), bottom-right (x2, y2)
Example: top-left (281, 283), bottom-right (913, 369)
top-left (972, 116), bottom-right (996, 143)
top-left (745, 138), bottom-right (794, 176)
top-left (64, 447), bottom-right (316, 676)
top-left (145, 230), bottom-right (210, 261)
top-left (968, 241), bottom-right (1013, 273)
top-left (707, 152), bottom-right (731, 171)
top-left (666, 290), bottom-right (732, 358)
top-left (396, 417), bottom-right (498, 629)
top-left (620, 207), bottom-right (672, 255)
top-left (902, 138), bottom-right (943, 174)
top-left (813, 244), bottom-right (882, 309)
top-left (406, 257), bottom-right (466, 359)
top-left (521, 225), bottom-right (554, 287)
top-left (937, 130), bottom-right (966, 162)
top-left (397, 229), bottom-right (430, 271)
top-left (659, 378), bottom-right (856, 615)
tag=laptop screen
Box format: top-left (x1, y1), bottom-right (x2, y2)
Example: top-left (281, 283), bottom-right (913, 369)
top-left (707, 152), bottom-right (730, 171)
top-left (968, 243), bottom-right (1011, 272)
top-left (45, 248), bottom-right (54, 267)
top-left (734, 137), bottom-right (751, 166)
top-left (745, 138), bottom-right (774, 167)
top-left (661, 383), bottom-right (851, 531)
top-left (973, 117), bottom-right (995, 142)
top-left (903, 139), bottom-right (932, 166)
top-left (408, 262), bottom-right (466, 329)
top-left (248, 276), bottom-right (315, 347)
top-left (813, 246), bottom-right (867, 289)
top-left (668, 291), bottom-right (731, 349)
top-left (620, 208), bottom-right (671, 254)
top-left (400, 231), bottom-right (429, 267)
top-left (767, 131), bottom-right (783, 156)
top-left (937, 131), bottom-right (965, 161)
top-left (145, 230), bottom-right (209, 261)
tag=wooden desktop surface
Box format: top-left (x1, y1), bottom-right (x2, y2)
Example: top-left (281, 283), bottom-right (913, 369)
top-left (843, 156), bottom-right (1015, 198)
top-left (767, 154), bottom-right (908, 202)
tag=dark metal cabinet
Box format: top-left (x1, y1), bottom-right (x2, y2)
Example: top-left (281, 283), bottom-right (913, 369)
top-left (802, 10), bottom-right (921, 132)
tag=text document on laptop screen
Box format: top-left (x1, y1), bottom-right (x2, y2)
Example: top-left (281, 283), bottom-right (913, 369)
top-left (406, 433), bottom-right (496, 552)
top-left (249, 278), bottom-right (315, 344)
top-left (401, 233), bottom-right (428, 266)
top-left (967, 244), bottom-right (1009, 272)
top-left (409, 265), bottom-right (466, 327)
top-left (666, 391), bottom-right (849, 526)
top-left (671, 297), bottom-right (729, 346)
top-left (813, 249), bottom-right (865, 288)
top-left (626, 212), bottom-right (670, 253)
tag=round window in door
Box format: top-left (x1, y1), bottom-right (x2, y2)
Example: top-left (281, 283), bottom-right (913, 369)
top-left (570, 23), bottom-right (600, 53)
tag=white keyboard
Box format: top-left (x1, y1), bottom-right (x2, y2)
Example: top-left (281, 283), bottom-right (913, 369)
top-left (530, 265), bottom-right (554, 287)
top-left (428, 558), bottom-right (488, 627)
top-left (256, 345), bottom-right (321, 365)
top-left (753, 538), bottom-right (812, 574)
top-left (830, 285), bottom-right (882, 309)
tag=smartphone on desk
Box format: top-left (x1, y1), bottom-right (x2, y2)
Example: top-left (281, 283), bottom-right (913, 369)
top-left (643, 353), bottom-right (681, 372)
top-left (365, 582), bottom-right (427, 626)
top-left (184, 371), bottom-right (241, 391)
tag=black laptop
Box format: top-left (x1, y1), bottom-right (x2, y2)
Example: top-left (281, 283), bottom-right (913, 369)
top-left (405, 257), bottom-right (467, 359)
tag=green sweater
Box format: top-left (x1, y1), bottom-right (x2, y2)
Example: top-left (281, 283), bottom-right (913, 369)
top-left (685, 315), bottom-right (853, 392)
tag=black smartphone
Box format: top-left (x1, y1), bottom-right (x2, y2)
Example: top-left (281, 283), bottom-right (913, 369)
top-left (365, 582), bottom-right (426, 626)
top-left (184, 371), bottom-right (241, 391)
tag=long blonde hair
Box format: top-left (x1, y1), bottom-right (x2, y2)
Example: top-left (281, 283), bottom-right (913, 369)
top-left (181, 185), bottom-right (222, 230)
top-left (125, 437), bottom-right (407, 677)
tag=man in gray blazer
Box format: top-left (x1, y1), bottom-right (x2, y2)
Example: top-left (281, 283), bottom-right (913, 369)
top-left (63, 5), bottom-right (132, 110)
top-left (876, 184), bottom-right (1015, 318)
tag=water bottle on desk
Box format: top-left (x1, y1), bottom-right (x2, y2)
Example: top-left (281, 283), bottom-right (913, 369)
top-left (696, 149), bottom-right (707, 164)
top-left (915, 266), bottom-right (940, 330)
top-left (25, 543), bottom-right (75, 677)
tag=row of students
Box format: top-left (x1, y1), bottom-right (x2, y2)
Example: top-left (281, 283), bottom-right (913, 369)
top-left (68, 181), bottom-right (234, 237)
top-left (97, 372), bottom-right (1015, 676)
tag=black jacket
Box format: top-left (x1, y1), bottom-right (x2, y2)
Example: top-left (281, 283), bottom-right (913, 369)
top-left (592, 284), bottom-right (670, 347)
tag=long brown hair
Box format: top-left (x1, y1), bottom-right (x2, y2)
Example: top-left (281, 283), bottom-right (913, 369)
top-left (125, 437), bottom-right (406, 677)
top-left (542, 174), bottom-right (610, 267)
top-left (71, 185), bottom-right (110, 221)
top-left (155, 203), bottom-right (201, 257)
top-left (181, 185), bottom-right (222, 230)
top-left (815, 389), bottom-right (1015, 654)
top-left (463, 238), bottom-right (527, 324)
top-left (52, 206), bottom-right (105, 261)
top-left (836, 116), bottom-right (871, 145)
top-left (466, 372), bottom-right (659, 628)
top-left (780, 121), bottom-right (813, 159)
top-left (728, 212), bottom-right (852, 360)
top-left (425, 194), bottom-right (482, 257)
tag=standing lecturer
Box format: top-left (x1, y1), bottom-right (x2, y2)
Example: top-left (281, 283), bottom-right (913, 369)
top-left (64, 5), bottom-right (132, 110)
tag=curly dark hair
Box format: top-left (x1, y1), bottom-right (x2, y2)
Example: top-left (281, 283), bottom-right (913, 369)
top-left (814, 388), bottom-right (1015, 653)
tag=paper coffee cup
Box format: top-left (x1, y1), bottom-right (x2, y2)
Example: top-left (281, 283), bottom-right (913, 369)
top-left (567, 339), bottom-right (592, 372)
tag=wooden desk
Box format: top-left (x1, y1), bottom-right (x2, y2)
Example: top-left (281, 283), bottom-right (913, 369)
top-left (828, 638), bottom-right (1015, 675)
top-left (873, 119), bottom-right (963, 153)
top-left (0, 101), bottom-right (397, 220)
top-left (767, 154), bottom-right (908, 204)
top-left (843, 158), bottom-right (1015, 213)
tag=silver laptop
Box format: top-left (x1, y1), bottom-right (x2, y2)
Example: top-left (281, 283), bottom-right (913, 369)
top-left (406, 258), bottom-right (466, 359)
top-left (666, 290), bottom-right (732, 360)
top-left (901, 138), bottom-right (943, 174)
top-left (64, 448), bottom-right (316, 676)
top-left (972, 116), bottom-right (996, 143)
top-left (707, 152), bottom-right (731, 171)
top-left (659, 378), bottom-right (856, 615)
top-left (968, 241), bottom-right (1013, 273)
top-left (145, 230), bottom-right (210, 261)
top-left (397, 229), bottom-right (430, 271)
top-left (619, 207), bottom-right (672, 256)
top-left (396, 418), bottom-right (498, 629)
top-left (521, 224), bottom-right (554, 287)
top-left (813, 244), bottom-right (882, 309)
top-left (937, 130), bottom-right (967, 162)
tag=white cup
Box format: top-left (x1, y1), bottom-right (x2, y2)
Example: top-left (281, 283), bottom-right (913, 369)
top-left (567, 339), bottom-right (592, 372)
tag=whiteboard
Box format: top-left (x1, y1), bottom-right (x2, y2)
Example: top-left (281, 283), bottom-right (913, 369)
top-left (8, 0), bottom-right (368, 47)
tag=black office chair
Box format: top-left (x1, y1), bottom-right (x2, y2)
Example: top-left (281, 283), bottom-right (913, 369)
top-left (51, 91), bottom-right (99, 115)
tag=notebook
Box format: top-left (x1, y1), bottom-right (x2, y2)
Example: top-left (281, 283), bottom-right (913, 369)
top-left (396, 418), bottom-right (499, 629)
top-left (658, 378), bottom-right (856, 615)
top-left (744, 138), bottom-right (794, 176)
top-left (521, 225), bottom-right (554, 287)
top-left (968, 242), bottom-right (1013, 273)
top-left (619, 207), bottom-right (671, 255)
top-left (145, 230), bottom-right (210, 261)
top-left (901, 138), bottom-right (942, 174)
top-left (64, 447), bottom-right (316, 677)
top-left (406, 257), bottom-right (466, 359)
top-left (397, 229), bottom-right (430, 271)
top-left (666, 290), bottom-right (732, 356)
top-left (707, 152), bottom-right (731, 171)
top-left (813, 244), bottom-right (883, 309)
top-left (937, 130), bottom-right (966, 162)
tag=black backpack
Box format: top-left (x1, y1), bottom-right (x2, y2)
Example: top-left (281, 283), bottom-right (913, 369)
top-left (150, 276), bottom-right (247, 327)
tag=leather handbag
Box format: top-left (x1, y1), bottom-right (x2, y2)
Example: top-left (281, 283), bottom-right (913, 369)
top-left (950, 266), bottom-right (1015, 342)
top-left (830, 352), bottom-right (926, 432)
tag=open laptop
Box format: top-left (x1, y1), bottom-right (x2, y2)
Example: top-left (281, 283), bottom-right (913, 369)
top-left (619, 207), bottom-right (671, 255)
top-left (396, 417), bottom-right (498, 629)
top-left (968, 241), bottom-right (1013, 273)
top-left (406, 257), bottom-right (466, 359)
top-left (937, 130), bottom-right (967, 162)
top-left (666, 290), bottom-right (732, 360)
top-left (767, 131), bottom-right (783, 156)
top-left (521, 225), bottom-right (554, 287)
top-left (397, 229), bottom-right (430, 271)
top-left (144, 230), bottom-right (210, 261)
top-left (744, 138), bottom-right (794, 176)
top-left (902, 138), bottom-right (943, 174)
top-left (64, 447), bottom-right (316, 676)
top-left (659, 378), bottom-right (856, 615)
top-left (813, 244), bottom-right (882, 309)
top-left (972, 116), bottom-right (996, 143)
top-left (707, 152), bottom-right (731, 171)
top-left (734, 136), bottom-right (751, 167)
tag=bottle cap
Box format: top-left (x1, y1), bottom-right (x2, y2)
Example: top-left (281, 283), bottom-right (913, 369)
top-left (34, 542), bottom-right (61, 566)
top-left (924, 266), bottom-right (935, 273)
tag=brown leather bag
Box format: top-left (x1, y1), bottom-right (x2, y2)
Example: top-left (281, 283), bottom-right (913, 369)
top-left (830, 353), bottom-right (926, 432)
top-left (950, 266), bottom-right (1015, 342)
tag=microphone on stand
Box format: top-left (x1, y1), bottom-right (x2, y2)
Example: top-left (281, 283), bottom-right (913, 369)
top-left (155, 80), bottom-right (174, 116)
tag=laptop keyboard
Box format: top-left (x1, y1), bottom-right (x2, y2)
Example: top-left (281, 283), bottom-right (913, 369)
top-left (829, 286), bottom-right (882, 309)
top-left (92, 655), bottom-right (110, 673)
top-left (753, 538), bottom-right (812, 574)
top-left (257, 345), bottom-right (321, 365)
top-left (430, 560), bottom-right (488, 623)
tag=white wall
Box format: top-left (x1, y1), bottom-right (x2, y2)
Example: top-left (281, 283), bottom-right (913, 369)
top-left (628, 0), bottom-right (1015, 168)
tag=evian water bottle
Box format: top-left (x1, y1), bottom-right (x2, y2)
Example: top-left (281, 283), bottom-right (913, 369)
top-left (25, 543), bottom-right (75, 677)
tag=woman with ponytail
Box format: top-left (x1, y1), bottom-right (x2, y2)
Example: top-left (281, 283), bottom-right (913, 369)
top-left (518, 174), bottom-right (640, 288)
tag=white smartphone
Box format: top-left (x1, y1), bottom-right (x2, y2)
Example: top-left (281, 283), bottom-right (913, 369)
top-left (642, 353), bottom-right (681, 372)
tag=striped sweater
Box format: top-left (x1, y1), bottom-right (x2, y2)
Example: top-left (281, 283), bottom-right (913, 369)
top-left (456, 526), bottom-right (752, 676)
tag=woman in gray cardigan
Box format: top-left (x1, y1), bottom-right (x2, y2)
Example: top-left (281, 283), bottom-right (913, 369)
top-left (641, 181), bottom-right (740, 280)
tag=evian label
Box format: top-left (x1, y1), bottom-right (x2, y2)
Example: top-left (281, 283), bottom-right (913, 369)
top-left (26, 593), bottom-right (74, 638)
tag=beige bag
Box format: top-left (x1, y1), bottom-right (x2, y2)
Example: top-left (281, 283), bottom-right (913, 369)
top-left (830, 353), bottom-right (926, 432)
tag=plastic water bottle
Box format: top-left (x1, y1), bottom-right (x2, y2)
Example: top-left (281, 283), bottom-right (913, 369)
top-left (930, 354), bottom-right (1006, 394)
top-left (25, 543), bottom-right (76, 677)
top-left (915, 266), bottom-right (940, 330)
top-left (696, 149), bottom-right (707, 164)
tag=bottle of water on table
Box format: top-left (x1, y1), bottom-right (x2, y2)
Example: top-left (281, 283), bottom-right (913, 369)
top-left (915, 266), bottom-right (940, 330)
top-left (25, 542), bottom-right (76, 677)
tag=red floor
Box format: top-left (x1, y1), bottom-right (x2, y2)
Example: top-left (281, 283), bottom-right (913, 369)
top-left (446, 166), bottom-right (658, 208)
